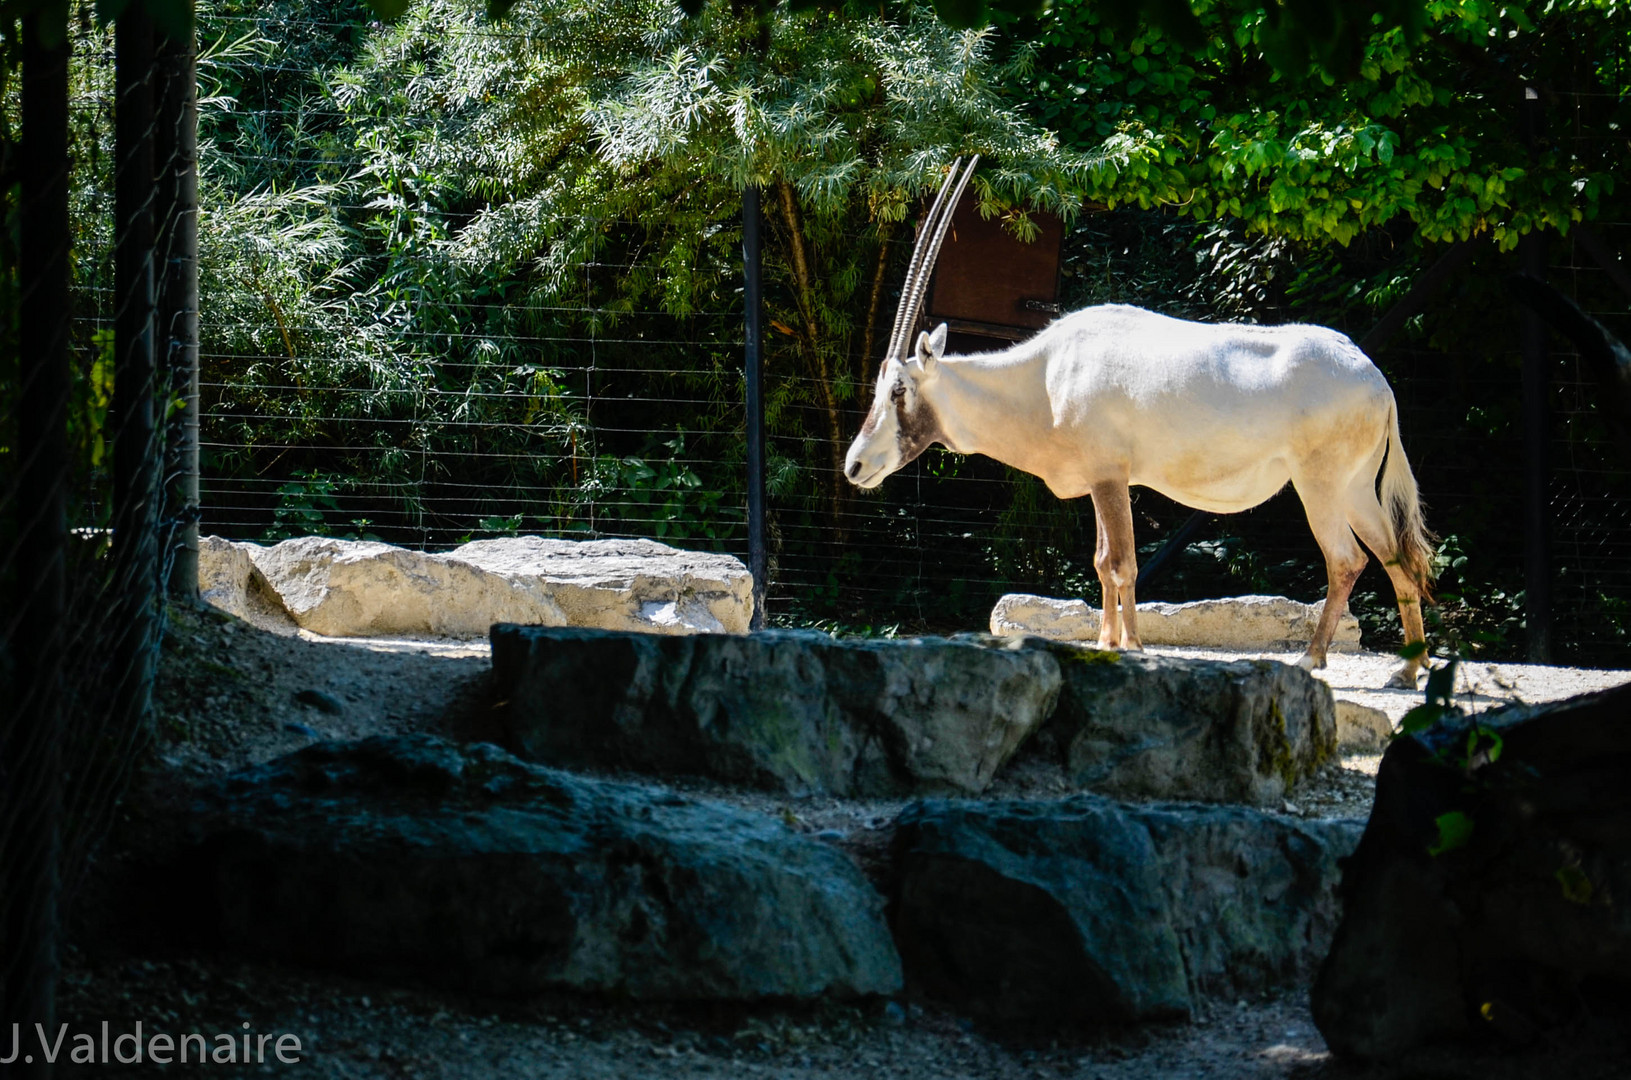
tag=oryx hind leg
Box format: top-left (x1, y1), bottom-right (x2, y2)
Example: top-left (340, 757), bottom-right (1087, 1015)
top-left (1292, 481), bottom-right (1369, 673)
top-left (1346, 477), bottom-right (1428, 689)
top-left (1090, 480), bottom-right (1142, 651)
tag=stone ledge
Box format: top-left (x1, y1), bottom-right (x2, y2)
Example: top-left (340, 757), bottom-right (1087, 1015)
top-left (492, 626), bottom-right (1336, 805)
top-left (892, 794), bottom-right (1362, 1026)
top-left (163, 734), bottom-right (902, 1001)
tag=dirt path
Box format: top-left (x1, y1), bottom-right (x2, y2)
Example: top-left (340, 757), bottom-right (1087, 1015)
top-left (69, 605), bottom-right (1630, 1079)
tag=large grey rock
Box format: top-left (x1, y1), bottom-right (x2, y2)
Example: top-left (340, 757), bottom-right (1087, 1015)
top-left (216, 535), bottom-right (752, 638)
top-left (173, 735), bottom-right (902, 1001)
top-left (1017, 644), bottom-right (1337, 806)
top-left (490, 626), bottom-right (1060, 797)
top-left (1313, 683), bottom-right (1631, 1060)
top-left (491, 627), bottom-right (1334, 804)
top-left (891, 795), bottom-right (1362, 1027)
top-left (991, 593), bottom-right (1361, 652)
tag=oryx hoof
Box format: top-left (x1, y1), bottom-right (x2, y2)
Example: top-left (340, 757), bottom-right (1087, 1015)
top-left (1295, 652), bottom-right (1326, 672)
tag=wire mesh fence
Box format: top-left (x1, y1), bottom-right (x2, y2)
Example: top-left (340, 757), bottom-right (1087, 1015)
top-left (5, 12), bottom-right (1631, 1054)
top-left (49, 0), bottom-right (1597, 671)
top-left (2, 5), bottom-right (197, 1058)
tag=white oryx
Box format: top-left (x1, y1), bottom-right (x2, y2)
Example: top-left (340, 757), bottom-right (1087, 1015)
top-left (844, 158), bottom-right (1434, 687)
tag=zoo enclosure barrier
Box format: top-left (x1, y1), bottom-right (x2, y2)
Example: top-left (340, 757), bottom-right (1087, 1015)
top-left (39, 5), bottom-right (1631, 669)
top-left (6, 17), bottom-right (1631, 1062)
top-left (1, 5), bottom-right (199, 1072)
top-left (158, 8), bottom-right (1631, 664)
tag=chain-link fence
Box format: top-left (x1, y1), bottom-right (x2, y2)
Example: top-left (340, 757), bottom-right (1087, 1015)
top-left (4, 6), bottom-right (1630, 1066)
top-left (145, 3), bottom-right (1627, 666)
top-left (1, 4), bottom-right (196, 1066)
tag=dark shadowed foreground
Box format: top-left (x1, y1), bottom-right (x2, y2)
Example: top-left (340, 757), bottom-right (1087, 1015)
top-left (55, 605), bottom-right (1628, 1078)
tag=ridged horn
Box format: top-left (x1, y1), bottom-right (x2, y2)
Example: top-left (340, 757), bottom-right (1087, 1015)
top-left (884, 155), bottom-right (979, 363)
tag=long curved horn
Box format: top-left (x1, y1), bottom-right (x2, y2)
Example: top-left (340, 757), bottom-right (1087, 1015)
top-left (884, 155), bottom-right (979, 363)
top-left (883, 158), bottom-right (963, 363)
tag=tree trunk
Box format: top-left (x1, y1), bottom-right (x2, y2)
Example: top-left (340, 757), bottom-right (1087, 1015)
top-left (860, 219), bottom-right (895, 386)
top-left (774, 180), bottom-right (849, 538)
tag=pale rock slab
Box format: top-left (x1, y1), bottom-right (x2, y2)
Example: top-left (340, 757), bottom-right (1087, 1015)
top-left (453, 537), bottom-right (752, 635)
top-left (198, 535), bottom-right (752, 638)
top-left (990, 592), bottom-right (1362, 653)
top-left (1335, 700), bottom-right (1394, 753)
top-left (196, 535), bottom-right (298, 633)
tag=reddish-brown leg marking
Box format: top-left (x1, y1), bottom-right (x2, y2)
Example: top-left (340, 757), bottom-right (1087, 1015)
top-left (1090, 480), bottom-right (1142, 650)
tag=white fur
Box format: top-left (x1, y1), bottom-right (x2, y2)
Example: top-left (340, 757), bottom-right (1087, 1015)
top-left (844, 304), bottom-right (1433, 687)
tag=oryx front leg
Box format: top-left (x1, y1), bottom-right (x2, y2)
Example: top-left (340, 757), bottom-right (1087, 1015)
top-left (1090, 480), bottom-right (1142, 651)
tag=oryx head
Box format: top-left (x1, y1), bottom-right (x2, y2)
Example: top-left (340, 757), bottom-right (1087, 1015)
top-left (844, 156), bottom-right (978, 490)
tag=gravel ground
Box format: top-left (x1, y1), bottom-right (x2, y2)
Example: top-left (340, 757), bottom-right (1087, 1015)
top-left (59, 605), bottom-right (1631, 1078)
top-left (1151, 644), bottom-right (1631, 728)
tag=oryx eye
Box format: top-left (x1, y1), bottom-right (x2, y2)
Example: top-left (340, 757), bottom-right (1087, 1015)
top-left (890, 381), bottom-right (906, 401)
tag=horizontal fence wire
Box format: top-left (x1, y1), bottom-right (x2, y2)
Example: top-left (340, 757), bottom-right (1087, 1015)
top-left (4, 7), bottom-right (1628, 1071)
top-left (44, 5), bottom-right (1631, 672)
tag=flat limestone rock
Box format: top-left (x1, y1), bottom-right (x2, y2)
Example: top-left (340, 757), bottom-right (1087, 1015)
top-left (164, 734), bottom-right (902, 1001)
top-left (491, 626), bottom-right (1060, 797)
top-left (891, 794), bottom-right (1362, 1027)
top-left (1335, 700), bottom-right (1393, 753)
top-left (991, 593), bottom-right (1361, 653)
top-left (453, 536), bottom-right (752, 635)
top-left (196, 535), bottom-right (298, 633)
top-left (197, 534), bottom-right (752, 638)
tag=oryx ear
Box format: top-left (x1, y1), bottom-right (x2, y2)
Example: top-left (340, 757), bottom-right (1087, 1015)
top-left (915, 323), bottom-right (948, 372)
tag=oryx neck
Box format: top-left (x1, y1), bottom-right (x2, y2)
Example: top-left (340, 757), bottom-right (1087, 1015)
top-left (927, 344), bottom-right (1051, 459)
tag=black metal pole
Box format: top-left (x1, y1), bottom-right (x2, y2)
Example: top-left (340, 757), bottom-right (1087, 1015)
top-left (1520, 86), bottom-right (1553, 663)
top-left (743, 186), bottom-right (767, 629)
top-left (1135, 510), bottom-right (1210, 594)
top-left (4, 5), bottom-right (71, 1073)
top-left (112, 8), bottom-right (160, 743)
top-left (155, 10), bottom-right (200, 602)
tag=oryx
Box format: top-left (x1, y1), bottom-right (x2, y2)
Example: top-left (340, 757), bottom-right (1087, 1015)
top-left (844, 157), bottom-right (1434, 687)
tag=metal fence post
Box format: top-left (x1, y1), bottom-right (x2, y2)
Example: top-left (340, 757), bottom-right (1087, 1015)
top-left (3, 4), bottom-right (72, 1073)
top-left (156, 8), bottom-right (200, 602)
top-left (744, 185), bottom-right (767, 629)
top-left (112, 8), bottom-right (161, 753)
top-left (1520, 86), bottom-right (1553, 663)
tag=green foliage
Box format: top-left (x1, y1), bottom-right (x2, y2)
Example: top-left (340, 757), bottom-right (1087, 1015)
top-left (585, 433), bottom-right (736, 540)
top-left (264, 470), bottom-right (381, 540)
top-left (1398, 655), bottom-right (1459, 734)
top-left (1555, 864), bottom-right (1594, 905)
top-left (182, 0), bottom-right (1124, 564)
top-left (618, 0), bottom-right (1429, 78)
top-left (1001, 0), bottom-right (1625, 251)
top-left (1429, 809), bottom-right (1474, 855)
top-left (15, 0), bottom-right (1619, 648)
